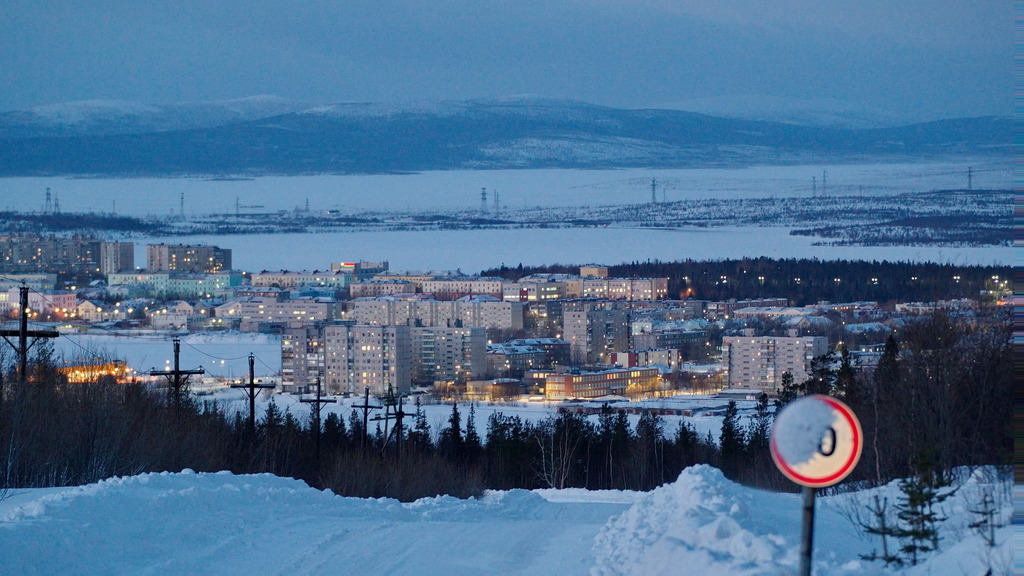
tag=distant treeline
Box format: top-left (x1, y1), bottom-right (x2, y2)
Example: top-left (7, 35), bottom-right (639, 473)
top-left (0, 310), bottom-right (1010, 499)
top-left (481, 257), bottom-right (1009, 306)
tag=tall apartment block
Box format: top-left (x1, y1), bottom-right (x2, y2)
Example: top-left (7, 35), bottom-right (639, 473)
top-left (562, 300), bottom-right (630, 365)
top-left (721, 335), bottom-right (828, 392)
top-left (409, 326), bottom-right (486, 384)
top-left (323, 323), bottom-right (411, 396)
top-left (281, 323), bottom-right (328, 394)
top-left (99, 241), bottom-right (135, 274)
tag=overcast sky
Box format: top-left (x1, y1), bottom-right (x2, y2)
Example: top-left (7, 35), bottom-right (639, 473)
top-left (0, 1), bottom-right (1011, 118)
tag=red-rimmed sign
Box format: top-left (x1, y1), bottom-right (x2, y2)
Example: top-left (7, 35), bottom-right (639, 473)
top-left (770, 395), bottom-right (862, 488)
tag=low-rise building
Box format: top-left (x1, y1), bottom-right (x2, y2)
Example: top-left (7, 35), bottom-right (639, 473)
top-left (544, 367), bottom-right (661, 400)
top-left (216, 295), bottom-right (343, 332)
top-left (581, 278), bottom-right (668, 300)
top-left (420, 276), bottom-right (505, 299)
top-left (251, 270), bottom-right (351, 290)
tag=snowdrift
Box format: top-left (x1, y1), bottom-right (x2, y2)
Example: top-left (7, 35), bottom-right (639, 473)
top-left (0, 466), bottom-right (1010, 575)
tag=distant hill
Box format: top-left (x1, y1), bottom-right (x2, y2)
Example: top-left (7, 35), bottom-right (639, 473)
top-left (0, 97), bottom-right (1010, 176)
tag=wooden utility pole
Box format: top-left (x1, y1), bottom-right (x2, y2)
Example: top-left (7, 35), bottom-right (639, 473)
top-left (300, 377), bottom-right (336, 464)
top-left (149, 338), bottom-right (204, 418)
top-left (351, 387), bottom-right (380, 452)
top-left (230, 353), bottom-right (275, 433)
top-left (371, 385), bottom-right (407, 457)
top-left (0, 285), bottom-right (59, 383)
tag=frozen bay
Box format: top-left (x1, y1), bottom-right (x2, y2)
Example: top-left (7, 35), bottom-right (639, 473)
top-left (143, 226), bottom-right (1012, 273)
top-left (0, 159), bottom-right (1010, 216)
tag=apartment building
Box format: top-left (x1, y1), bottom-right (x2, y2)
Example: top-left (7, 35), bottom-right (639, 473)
top-left (250, 270), bottom-right (350, 290)
top-left (146, 243), bottom-right (231, 274)
top-left (501, 281), bottom-right (568, 302)
top-left (610, 348), bottom-right (685, 370)
top-left (322, 322), bottom-right (411, 396)
top-left (721, 335), bottom-right (828, 392)
top-left (706, 298), bottom-right (788, 320)
top-left (0, 234), bottom-right (104, 276)
top-left (107, 271), bottom-right (242, 299)
top-left (216, 295), bottom-right (342, 332)
top-left (410, 326), bottom-right (486, 384)
top-left (347, 296), bottom-right (524, 330)
top-left (580, 278), bottom-right (668, 300)
top-left (0, 289), bottom-right (76, 318)
top-left (349, 278), bottom-right (416, 298)
top-left (281, 323), bottom-right (329, 394)
top-left (419, 276), bottom-right (504, 299)
top-left (562, 300), bottom-right (630, 364)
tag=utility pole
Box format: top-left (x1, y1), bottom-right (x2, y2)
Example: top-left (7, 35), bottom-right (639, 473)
top-left (0, 285), bottom-right (59, 383)
top-left (371, 385), bottom-right (406, 457)
top-left (149, 338), bottom-right (204, 418)
top-left (352, 386), bottom-right (380, 452)
top-left (230, 353), bottom-right (275, 433)
top-left (300, 377), bottom-right (336, 465)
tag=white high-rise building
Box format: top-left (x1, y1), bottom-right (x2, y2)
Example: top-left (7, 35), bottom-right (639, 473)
top-left (721, 335), bottom-right (828, 392)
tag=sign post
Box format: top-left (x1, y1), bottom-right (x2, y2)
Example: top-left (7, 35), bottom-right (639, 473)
top-left (770, 395), bottom-right (862, 576)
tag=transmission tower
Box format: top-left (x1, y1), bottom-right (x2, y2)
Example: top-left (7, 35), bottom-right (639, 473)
top-left (480, 187), bottom-right (488, 213)
top-left (967, 167), bottom-right (973, 191)
top-left (44, 188), bottom-right (52, 213)
top-left (651, 178), bottom-right (657, 204)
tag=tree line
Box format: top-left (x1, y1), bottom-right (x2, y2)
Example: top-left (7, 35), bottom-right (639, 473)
top-left (0, 309), bottom-right (1010, 501)
top-left (482, 257), bottom-right (1009, 305)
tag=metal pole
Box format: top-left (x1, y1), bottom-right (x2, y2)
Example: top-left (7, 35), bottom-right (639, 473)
top-left (799, 486), bottom-right (816, 576)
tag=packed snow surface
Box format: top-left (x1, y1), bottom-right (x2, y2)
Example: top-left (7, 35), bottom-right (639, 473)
top-left (0, 466), bottom-right (1009, 575)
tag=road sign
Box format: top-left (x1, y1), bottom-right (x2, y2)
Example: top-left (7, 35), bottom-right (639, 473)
top-left (770, 395), bottom-right (862, 488)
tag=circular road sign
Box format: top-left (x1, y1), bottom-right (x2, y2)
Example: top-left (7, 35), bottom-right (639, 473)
top-left (770, 395), bottom-right (862, 488)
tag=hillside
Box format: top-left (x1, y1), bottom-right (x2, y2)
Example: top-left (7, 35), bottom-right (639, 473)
top-left (0, 98), bottom-right (1010, 175)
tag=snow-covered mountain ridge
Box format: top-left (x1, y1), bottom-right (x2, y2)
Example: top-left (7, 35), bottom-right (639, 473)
top-left (0, 97), bottom-right (1010, 175)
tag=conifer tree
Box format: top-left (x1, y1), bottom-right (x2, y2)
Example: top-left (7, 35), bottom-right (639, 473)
top-left (464, 403), bottom-right (482, 462)
top-left (719, 400), bottom-right (745, 478)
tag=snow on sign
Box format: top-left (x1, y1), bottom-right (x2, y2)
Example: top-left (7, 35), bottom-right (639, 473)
top-left (770, 395), bottom-right (862, 488)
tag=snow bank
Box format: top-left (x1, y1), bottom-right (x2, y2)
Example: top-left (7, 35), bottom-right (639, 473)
top-left (0, 465), bottom-right (1010, 575)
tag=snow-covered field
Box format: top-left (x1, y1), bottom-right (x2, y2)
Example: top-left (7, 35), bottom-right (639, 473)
top-left (53, 331), bottom-right (282, 380)
top-left (0, 465), bottom-right (1009, 575)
